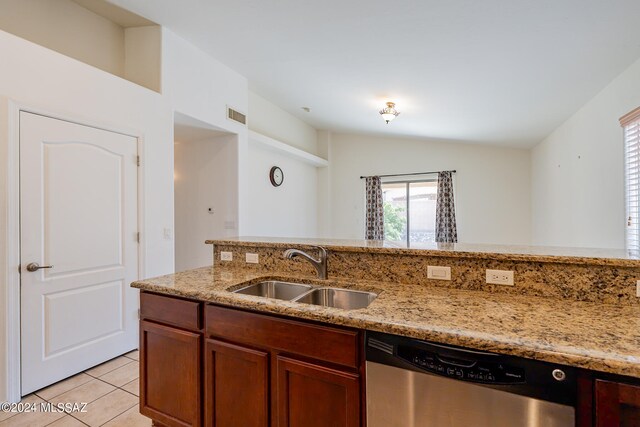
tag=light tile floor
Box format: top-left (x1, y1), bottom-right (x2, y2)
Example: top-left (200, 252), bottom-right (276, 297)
top-left (0, 350), bottom-right (151, 427)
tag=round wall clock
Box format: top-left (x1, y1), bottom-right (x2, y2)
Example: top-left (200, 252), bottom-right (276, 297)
top-left (269, 166), bottom-right (284, 187)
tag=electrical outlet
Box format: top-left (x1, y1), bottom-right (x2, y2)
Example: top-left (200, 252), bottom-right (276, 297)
top-left (486, 269), bottom-right (514, 286)
top-left (220, 251), bottom-right (233, 261)
top-left (245, 253), bottom-right (259, 264)
top-left (427, 266), bottom-right (451, 280)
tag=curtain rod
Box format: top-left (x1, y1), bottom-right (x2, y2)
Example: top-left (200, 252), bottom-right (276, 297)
top-left (359, 170), bottom-right (456, 179)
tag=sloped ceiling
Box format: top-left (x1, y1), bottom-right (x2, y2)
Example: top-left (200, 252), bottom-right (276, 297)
top-left (109, 0), bottom-right (640, 147)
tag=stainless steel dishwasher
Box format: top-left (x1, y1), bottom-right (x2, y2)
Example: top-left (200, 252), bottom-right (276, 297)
top-left (366, 331), bottom-right (576, 427)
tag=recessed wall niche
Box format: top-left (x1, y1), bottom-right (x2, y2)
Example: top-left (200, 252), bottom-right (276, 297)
top-left (0, 0), bottom-right (162, 92)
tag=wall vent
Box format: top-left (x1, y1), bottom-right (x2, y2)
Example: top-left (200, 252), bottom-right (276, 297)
top-left (227, 107), bottom-right (247, 125)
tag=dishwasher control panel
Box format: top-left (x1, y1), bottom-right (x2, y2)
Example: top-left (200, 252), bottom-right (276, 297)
top-left (397, 345), bottom-right (526, 384)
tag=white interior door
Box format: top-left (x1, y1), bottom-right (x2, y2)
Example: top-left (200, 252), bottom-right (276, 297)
top-left (20, 112), bottom-right (139, 395)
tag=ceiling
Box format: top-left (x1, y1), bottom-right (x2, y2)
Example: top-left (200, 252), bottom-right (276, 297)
top-left (109, 0), bottom-right (640, 147)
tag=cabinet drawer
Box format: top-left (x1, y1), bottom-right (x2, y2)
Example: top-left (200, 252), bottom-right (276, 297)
top-left (205, 305), bottom-right (360, 369)
top-left (141, 292), bottom-right (202, 331)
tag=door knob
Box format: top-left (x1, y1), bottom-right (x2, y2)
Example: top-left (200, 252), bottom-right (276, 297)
top-left (26, 262), bottom-right (54, 272)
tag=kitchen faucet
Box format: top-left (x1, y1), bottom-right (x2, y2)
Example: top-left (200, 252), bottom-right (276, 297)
top-left (283, 246), bottom-right (328, 279)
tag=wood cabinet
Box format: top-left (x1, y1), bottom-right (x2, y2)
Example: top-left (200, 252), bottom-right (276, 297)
top-left (140, 292), bottom-right (203, 427)
top-left (276, 355), bottom-right (360, 427)
top-left (595, 379), bottom-right (640, 426)
top-left (204, 304), bottom-right (365, 427)
top-left (204, 339), bottom-right (269, 427)
top-left (139, 292), bottom-right (364, 427)
top-left (204, 304), bottom-right (359, 369)
top-left (139, 291), bottom-right (640, 427)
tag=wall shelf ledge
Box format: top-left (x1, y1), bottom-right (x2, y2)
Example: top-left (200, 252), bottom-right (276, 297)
top-left (249, 130), bottom-right (328, 167)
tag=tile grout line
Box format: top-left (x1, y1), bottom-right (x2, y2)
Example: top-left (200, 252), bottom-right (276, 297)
top-left (13, 351), bottom-right (141, 427)
top-left (85, 360), bottom-right (136, 379)
top-left (70, 362), bottom-right (140, 426)
top-left (66, 388), bottom-right (137, 427)
top-left (42, 377), bottom-right (130, 426)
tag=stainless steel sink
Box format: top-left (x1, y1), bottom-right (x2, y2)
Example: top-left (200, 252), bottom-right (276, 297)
top-left (292, 287), bottom-right (377, 310)
top-left (231, 281), bottom-right (313, 300)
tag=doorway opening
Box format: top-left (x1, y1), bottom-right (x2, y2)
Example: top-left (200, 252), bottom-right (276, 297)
top-left (173, 112), bottom-right (239, 272)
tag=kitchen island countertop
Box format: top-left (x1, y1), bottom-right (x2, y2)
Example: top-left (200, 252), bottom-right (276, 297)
top-left (132, 266), bottom-right (640, 378)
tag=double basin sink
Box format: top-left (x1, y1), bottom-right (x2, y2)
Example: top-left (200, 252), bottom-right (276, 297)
top-left (231, 280), bottom-right (377, 310)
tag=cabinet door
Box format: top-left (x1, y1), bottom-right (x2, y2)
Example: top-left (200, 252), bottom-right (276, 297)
top-left (596, 379), bottom-right (640, 426)
top-left (140, 320), bottom-right (202, 427)
top-left (204, 339), bottom-right (269, 427)
top-left (276, 355), bottom-right (360, 427)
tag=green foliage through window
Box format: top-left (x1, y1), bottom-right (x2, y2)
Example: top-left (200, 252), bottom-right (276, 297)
top-left (383, 202), bottom-right (406, 241)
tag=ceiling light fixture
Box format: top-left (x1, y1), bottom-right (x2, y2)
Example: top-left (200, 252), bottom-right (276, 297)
top-left (379, 102), bottom-right (400, 124)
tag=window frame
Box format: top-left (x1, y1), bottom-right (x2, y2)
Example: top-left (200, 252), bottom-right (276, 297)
top-left (381, 177), bottom-right (438, 246)
top-left (621, 107), bottom-right (640, 255)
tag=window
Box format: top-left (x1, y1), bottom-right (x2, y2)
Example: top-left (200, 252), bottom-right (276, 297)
top-left (623, 107), bottom-right (640, 255)
top-left (382, 180), bottom-right (438, 244)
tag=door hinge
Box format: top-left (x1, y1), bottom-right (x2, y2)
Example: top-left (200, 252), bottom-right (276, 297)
top-left (137, 309), bottom-right (140, 320)
top-left (136, 232), bottom-right (140, 243)
top-left (136, 156), bottom-right (140, 167)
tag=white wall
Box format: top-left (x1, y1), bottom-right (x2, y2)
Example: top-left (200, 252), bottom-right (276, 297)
top-left (243, 91), bottom-right (320, 238)
top-left (317, 130), bottom-right (332, 237)
top-left (531, 57), bottom-right (640, 249)
top-left (0, 29), bottom-right (175, 401)
top-left (0, 99), bottom-right (11, 405)
top-left (248, 91), bottom-right (318, 155)
top-left (161, 29), bottom-right (248, 133)
top-left (326, 133), bottom-right (532, 245)
top-left (161, 29), bottom-right (250, 235)
top-left (245, 140), bottom-right (319, 238)
top-left (174, 135), bottom-right (239, 271)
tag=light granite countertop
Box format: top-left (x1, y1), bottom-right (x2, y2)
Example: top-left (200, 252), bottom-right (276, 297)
top-left (206, 237), bottom-right (640, 267)
top-left (132, 266), bottom-right (640, 379)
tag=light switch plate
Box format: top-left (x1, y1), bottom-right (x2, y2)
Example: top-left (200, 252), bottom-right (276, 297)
top-left (220, 251), bottom-right (233, 261)
top-left (427, 266), bottom-right (451, 280)
top-left (246, 253), bottom-right (259, 264)
top-left (486, 269), bottom-right (514, 286)
top-left (636, 280), bottom-right (640, 297)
